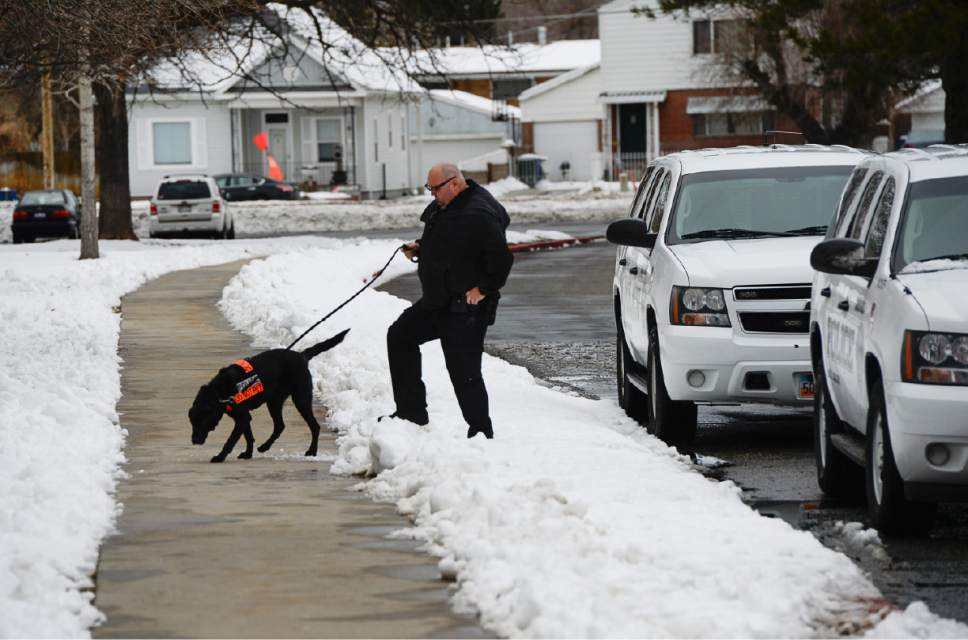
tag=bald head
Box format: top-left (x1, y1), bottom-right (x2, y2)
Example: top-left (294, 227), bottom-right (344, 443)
top-left (427, 162), bottom-right (467, 207)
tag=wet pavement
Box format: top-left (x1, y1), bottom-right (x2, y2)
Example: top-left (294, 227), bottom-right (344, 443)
top-left (378, 225), bottom-right (968, 625)
top-left (95, 260), bottom-right (489, 638)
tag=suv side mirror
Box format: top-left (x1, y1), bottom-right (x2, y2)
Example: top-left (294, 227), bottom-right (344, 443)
top-left (810, 238), bottom-right (876, 278)
top-left (607, 218), bottom-right (657, 249)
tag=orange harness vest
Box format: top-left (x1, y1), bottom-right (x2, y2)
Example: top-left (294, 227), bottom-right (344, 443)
top-left (225, 359), bottom-right (265, 412)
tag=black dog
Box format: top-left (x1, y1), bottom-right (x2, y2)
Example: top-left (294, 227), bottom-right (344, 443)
top-left (189, 329), bottom-right (349, 463)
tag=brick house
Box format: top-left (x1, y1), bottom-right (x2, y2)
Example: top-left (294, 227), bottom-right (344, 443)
top-left (598, 0), bottom-right (799, 179)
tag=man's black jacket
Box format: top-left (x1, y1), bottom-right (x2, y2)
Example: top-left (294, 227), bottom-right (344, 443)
top-left (416, 179), bottom-right (513, 310)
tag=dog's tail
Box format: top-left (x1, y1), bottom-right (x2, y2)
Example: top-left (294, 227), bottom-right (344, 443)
top-left (300, 328), bottom-right (350, 361)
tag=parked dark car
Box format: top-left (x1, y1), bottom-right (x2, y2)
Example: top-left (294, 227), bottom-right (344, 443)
top-left (11, 189), bottom-right (81, 243)
top-left (213, 174), bottom-right (301, 201)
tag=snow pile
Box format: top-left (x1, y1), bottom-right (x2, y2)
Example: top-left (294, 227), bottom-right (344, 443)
top-left (866, 602), bottom-right (968, 638)
top-left (303, 190), bottom-right (353, 201)
top-left (504, 229), bottom-right (574, 244)
top-left (482, 176), bottom-right (532, 198)
top-left (834, 521), bottom-right (889, 561)
top-left (218, 240), bottom-right (967, 638)
top-left (0, 236), bottom-right (336, 637)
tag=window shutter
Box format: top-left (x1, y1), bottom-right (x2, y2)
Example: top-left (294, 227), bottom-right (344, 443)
top-left (192, 117), bottom-right (208, 168)
top-left (301, 116), bottom-right (316, 163)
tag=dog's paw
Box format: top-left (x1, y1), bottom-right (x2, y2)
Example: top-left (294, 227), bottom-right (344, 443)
top-left (238, 451), bottom-right (252, 460)
top-left (210, 455), bottom-right (226, 463)
top-left (304, 449), bottom-right (318, 457)
top-left (257, 443), bottom-right (271, 453)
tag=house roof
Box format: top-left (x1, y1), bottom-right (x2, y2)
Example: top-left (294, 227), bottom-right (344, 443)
top-left (518, 63), bottom-right (599, 102)
top-left (142, 4), bottom-right (418, 97)
top-left (895, 81), bottom-right (943, 113)
top-left (409, 40), bottom-right (600, 79)
top-left (428, 89), bottom-right (521, 118)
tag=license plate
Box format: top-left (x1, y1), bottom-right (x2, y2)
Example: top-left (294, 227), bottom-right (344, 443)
top-left (796, 372), bottom-right (815, 399)
top-left (178, 205), bottom-right (192, 213)
top-left (33, 212), bottom-right (46, 218)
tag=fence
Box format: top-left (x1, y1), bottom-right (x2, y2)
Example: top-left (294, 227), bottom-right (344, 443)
top-left (609, 152), bottom-right (650, 182)
top-left (0, 152), bottom-right (81, 195)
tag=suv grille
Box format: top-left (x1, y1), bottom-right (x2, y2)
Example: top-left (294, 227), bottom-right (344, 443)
top-left (739, 311), bottom-right (809, 333)
top-left (733, 286), bottom-right (812, 301)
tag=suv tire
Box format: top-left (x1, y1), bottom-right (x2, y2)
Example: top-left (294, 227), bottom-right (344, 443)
top-left (814, 354), bottom-right (861, 497)
top-left (616, 322), bottom-right (648, 423)
top-left (647, 325), bottom-right (696, 448)
top-left (866, 381), bottom-right (936, 535)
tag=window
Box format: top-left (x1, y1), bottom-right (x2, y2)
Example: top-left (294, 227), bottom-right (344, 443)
top-left (316, 119), bottom-right (341, 162)
top-left (831, 167), bottom-right (868, 237)
top-left (893, 176), bottom-right (968, 272)
top-left (848, 171), bottom-right (884, 240)
top-left (629, 167), bottom-right (655, 218)
top-left (649, 173), bottom-right (672, 233)
top-left (492, 78), bottom-right (533, 100)
top-left (157, 180), bottom-right (210, 200)
top-left (641, 169), bottom-right (666, 221)
top-left (865, 177), bottom-right (895, 259)
top-left (693, 112), bottom-right (773, 136)
top-left (693, 19), bottom-right (745, 55)
top-left (373, 118), bottom-right (379, 162)
top-left (21, 191), bottom-right (65, 205)
top-left (265, 113), bottom-right (289, 124)
top-left (152, 122), bottom-right (191, 165)
top-left (693, 20), bottom-right (711, 54)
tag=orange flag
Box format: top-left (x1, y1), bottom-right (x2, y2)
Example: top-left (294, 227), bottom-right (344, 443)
top-left (267, 154), bottom-right (284, 181)
top-left (252, 131), bottom-right (268, 152)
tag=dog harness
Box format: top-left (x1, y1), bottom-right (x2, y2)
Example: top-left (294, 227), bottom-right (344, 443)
top-left (224, 359), bottom-right (264, 412)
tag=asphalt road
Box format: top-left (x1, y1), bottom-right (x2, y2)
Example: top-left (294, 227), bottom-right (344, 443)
top-left (377, 222), bottom-right (968, 626)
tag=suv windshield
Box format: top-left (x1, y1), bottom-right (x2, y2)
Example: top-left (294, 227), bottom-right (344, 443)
top-left (158, 180), bottom-right (211, 200)
top-left (894, 176), bottom-right (968, 273)
top-left (21, 191), bottom-right (66, 206)
top-left (668, 166), bottom-right (853, 243)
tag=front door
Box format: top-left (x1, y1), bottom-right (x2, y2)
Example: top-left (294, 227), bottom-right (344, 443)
top-left (618, 104), bottom-right (647, 154)
top-left (268, 129), bottom-right (288, 179)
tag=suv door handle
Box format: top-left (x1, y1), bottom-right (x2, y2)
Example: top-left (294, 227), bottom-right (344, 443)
top-left (619, 258), bottom-right (627, 266)
top-left (629, 266), bottom-right (639, 275)
top-left (820, 287), bottom-right (831, 297)
top-left (837, 300), bottom-right (850, 311)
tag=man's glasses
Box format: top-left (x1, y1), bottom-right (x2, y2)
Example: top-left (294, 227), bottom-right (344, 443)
top-left (425, 176), bottom-right (456, 193)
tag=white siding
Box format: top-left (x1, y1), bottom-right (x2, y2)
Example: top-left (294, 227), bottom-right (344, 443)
top-left (128, 99), bottom-right (232, 197)
top-left (599, 0), bottom-right (736, 94)
top-left (360, 98), bottom-right (409, 196)
top-left (913, 112), bottom-right (945, 131)
top-left (521, 67), bottom-right (602, 123)
top-left (534, 121), bottom-right (599, 181)
top-left (411, 136), bottom-right (506, 183)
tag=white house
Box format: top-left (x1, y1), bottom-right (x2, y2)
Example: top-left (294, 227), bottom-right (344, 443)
top-left (519, 64), bottom-right (603, 181)
top-left (895, 81), bottom-right (946, 144)
top-left (597, 0), bottom-right (785, 177)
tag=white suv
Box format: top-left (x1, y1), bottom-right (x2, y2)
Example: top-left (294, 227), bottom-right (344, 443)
top-left (149, 174), bottom-right (233, 239)
top-left (810, 145), bottom-right (968, 534)
top-left (608, 145), bottom-right (864, 447)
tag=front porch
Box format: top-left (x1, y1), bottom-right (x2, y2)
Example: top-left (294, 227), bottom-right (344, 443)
top-left (230, 101), bottom-right (361, 189)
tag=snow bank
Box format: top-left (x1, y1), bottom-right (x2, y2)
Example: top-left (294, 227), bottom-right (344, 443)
top-left (218, 239), bottom-right (967, 638)
top-left (0, 237), bottom-right (337, 637)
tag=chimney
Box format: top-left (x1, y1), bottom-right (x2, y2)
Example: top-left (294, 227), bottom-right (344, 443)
top-left (537, 26), bottom-right (547, 45)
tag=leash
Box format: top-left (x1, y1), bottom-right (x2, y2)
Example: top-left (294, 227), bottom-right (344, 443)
top-left (286, 244), bottom-right (405, 350)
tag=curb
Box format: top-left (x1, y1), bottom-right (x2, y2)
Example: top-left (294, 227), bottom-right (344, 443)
top-left (507, 235), bottom-right (603, 253)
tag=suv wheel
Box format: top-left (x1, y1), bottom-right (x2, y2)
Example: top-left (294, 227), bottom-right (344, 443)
top-left (814, 354), bottom-right (861, 497)
top-left (616, 322), bottom-right (648, 423)
top-left (866, 380), bottom-right (936, 535)
top-left (647, 325), bottom-right (696, 448)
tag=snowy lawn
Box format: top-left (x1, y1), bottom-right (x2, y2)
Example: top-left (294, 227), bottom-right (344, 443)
top-left (2, 237), bottom-right (965, 638)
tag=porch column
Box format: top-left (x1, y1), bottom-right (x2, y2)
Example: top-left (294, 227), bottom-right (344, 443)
top-left (231, 109), bottom-right (243, 172)
top-left (652, 101), bottom-right (661, 159)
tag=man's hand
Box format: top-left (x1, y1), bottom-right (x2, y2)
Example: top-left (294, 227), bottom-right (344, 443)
top-left (402, 242), bottom-right (419, 260)
top-left (465, 287), bottom-right (486, 305)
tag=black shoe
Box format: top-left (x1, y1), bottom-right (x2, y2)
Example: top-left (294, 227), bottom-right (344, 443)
top-left (378, 412), bottom-right (429, 426)
top-left (467, 426), bottom-right (494, 439)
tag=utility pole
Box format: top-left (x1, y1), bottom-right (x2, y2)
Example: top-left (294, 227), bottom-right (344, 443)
top-left (41, 70), bottom-right (56, 189)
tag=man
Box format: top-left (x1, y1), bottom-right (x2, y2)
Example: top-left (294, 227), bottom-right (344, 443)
top-left (383, 163), bottom-right (513, 439)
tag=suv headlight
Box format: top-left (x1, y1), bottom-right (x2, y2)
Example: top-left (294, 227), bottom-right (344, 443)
top-left (670, 286), bottom-right (730, 327)
top-left (902, 330), bottom-right (968, 385)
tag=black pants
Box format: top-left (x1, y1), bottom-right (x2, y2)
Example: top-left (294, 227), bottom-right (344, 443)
top-left (387, 299), bottom-right (492, 434)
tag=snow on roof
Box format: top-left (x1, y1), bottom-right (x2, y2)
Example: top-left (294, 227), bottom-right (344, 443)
top-left (409, 40), bottom-right (600, 78)
top-left (895, 80), bottom-right (943, 113)
top-left (518, 63), bottom-right (599, 102)
top-left (427, 89), bottom-right (520, 118)
top-left (143, 4), bottom-right (418, 96)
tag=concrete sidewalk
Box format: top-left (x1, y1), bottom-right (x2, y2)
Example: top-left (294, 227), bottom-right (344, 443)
top-left (94, 260), bottom-right (486, 639)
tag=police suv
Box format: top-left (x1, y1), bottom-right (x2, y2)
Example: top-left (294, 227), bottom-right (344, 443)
top-left (607, 145), bottom-right (863, 447)
top-left (810, 145), bottom-right (968, 534)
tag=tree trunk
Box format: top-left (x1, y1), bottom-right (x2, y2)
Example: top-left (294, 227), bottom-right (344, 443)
top-left (79, 73), bottom-right (99, 259)
top-left (95, 82), bottom-right (137, 240)
top-left (41, 70), bottom-right (56, 189)
top-left (942, 58), bottom-right (968, 144)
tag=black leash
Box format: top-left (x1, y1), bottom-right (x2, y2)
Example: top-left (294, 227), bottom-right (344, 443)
top-left (286, 245), bottom-right (405, 350)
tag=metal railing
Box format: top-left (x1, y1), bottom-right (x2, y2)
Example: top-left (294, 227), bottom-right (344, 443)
top-left (609, 152), bottom-right (650, 182)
